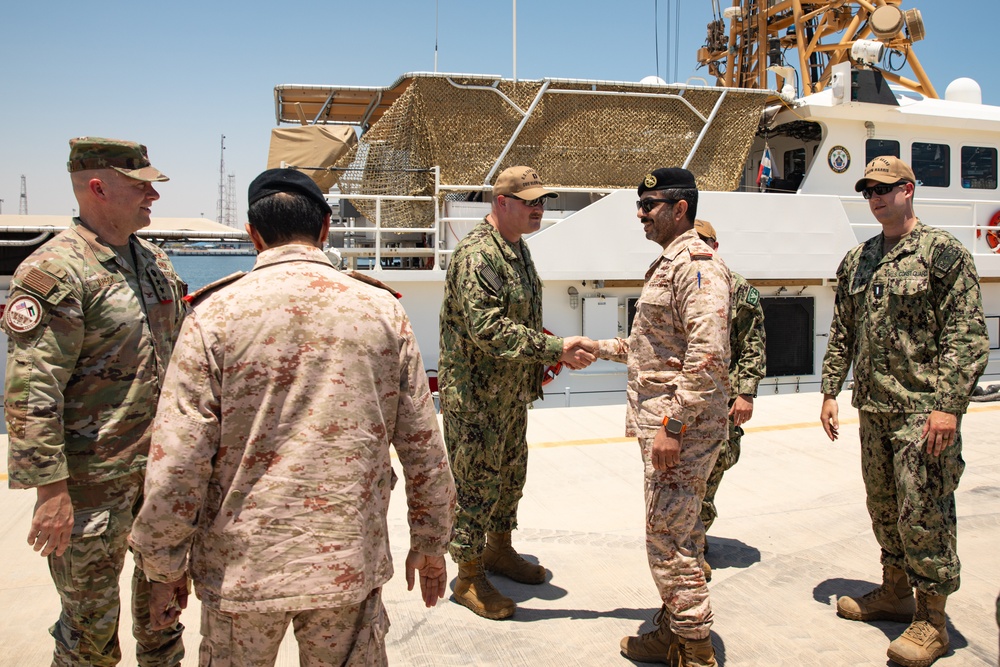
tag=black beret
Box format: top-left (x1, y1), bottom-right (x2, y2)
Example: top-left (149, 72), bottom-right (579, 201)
top-left (638, 167), bottom-right (697, 196)
top-left (248, 168), bottom-right (331, 211)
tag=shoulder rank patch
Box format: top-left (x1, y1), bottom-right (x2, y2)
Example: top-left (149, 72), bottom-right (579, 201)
top-left (932, 245), bottom-right (961, 276)
top-left (347, 271), bottom-right (402, 299)
top-left (183, 271), bottom-right (246, 305)
top-left (4, 294), bottom-right (44, 333)
top-left (690, 251), bottom-right (713, 261)
top-left (746, 286), bottom-right (760, 306)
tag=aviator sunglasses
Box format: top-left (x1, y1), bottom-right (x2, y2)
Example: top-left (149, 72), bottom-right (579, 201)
top-left (861, 181), bottom-right (907, 200)
top-left (507, 194), bottom-right (548, 208)
top-left (636, 198), bottom-right (677, 213)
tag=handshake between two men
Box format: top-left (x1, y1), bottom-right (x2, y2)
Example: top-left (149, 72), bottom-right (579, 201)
top-left (559, 336), bottom-right (600, 370)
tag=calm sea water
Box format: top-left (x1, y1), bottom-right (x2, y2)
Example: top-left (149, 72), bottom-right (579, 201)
top-left (169, 254), bottom-right (257, 292)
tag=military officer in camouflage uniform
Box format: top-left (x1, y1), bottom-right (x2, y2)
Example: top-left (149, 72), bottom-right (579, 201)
top-left (821, 156), bottom-right (988, 667)
top-left (439, 166), bottom-right (595, 620)
top-left (591, 168), bottom-right (730, 666)
top-left (129, 169), bottom-right (455, 666)
top-left (693, 219), bottom-right (766, 581)
top-left (2, 138), bottom-right (186, 666)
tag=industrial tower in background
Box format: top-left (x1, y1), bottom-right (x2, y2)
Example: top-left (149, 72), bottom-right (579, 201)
top-left (19, 175), bottom-right (28, 215)
top-left (216, 135), bottom-right (238, 228)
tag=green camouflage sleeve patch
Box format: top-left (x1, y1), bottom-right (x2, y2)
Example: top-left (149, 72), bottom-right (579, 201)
top-left (745, 286), bottom-right (760, 306)
top-left (932, 245), bottom-right (961, 278)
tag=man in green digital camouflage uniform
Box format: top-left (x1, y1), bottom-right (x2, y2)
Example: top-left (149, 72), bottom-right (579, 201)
top-left (439, 166), bottom-right (594, 620)
top-left (820, 156), bottom-right (988, 667)
top-left (693, 219), bottom-right (765, 582)
top-left (3, 138), bottom-right (187, 666)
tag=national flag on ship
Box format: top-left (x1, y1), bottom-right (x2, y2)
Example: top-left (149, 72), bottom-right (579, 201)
top-left (757, 146), bottom-right (774, 187)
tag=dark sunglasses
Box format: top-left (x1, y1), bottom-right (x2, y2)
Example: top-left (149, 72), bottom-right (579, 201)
top-left (507, 194), bottom-right (548, 208)
top-left (636, 198), bottom-right (677, 213)
top-left (861, 181), bottom-right (907, 200)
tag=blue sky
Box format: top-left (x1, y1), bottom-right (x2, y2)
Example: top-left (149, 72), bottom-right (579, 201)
top-left (2, 0), bottom-right (997, 222)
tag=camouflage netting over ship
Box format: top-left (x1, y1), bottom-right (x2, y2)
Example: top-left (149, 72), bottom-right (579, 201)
top-left (332, 75), bottom-right (769, 228)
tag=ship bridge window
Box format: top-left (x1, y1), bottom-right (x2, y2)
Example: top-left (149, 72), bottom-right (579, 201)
top-left (912, 142), bottom-right (950, 188)
top-left (865, 139), bottom-right (900, 164)
top-left (961, 146), bottom-right (997, 190)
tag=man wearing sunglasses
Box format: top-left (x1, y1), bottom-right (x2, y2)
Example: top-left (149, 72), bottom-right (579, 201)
top-left (586, 167), bottom-right (731, 666)
top-left (439, 166), bottom-right (596, 620)
top-left (821, 155), bottom-right (988, 667)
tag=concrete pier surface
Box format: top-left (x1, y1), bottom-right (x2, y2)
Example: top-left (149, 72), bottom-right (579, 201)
top-left (2, 390), bottom-right (998, 665)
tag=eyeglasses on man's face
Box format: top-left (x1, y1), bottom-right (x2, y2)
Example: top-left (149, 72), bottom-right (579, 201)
top-left (861, 181), bottom-right (907, 200)
top-left (507, 194), bottom-right (548, 208)
top-left (636, 198), bottom-right (677, 214)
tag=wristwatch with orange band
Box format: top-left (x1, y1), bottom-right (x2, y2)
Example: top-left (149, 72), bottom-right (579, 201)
top-left (662, 416), bottom-right (686, 435)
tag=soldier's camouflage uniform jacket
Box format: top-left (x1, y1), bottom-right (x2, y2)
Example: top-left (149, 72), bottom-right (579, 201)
top-left (597, 228), bottom-right (731, 440)
top-left (129, 244), bottom-right (455, 613)
top-left (822, 220), bottom-right (988, 412)
top-left (3, 219), bottom-right (186, 489)
top-left (730, 272), bottom-right (766, 398)
top-left (439, 219), bottom-right (563, 411)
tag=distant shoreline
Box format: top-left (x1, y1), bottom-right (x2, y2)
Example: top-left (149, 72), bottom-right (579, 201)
top-left (166, 248), bottom-right (255, 256)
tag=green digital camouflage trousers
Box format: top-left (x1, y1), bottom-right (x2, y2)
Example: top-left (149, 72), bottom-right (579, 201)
top-left (642, 434), bottom-right (721, 639)
top-left (198, 588), bottom-right (388, 667)
top-left (443, 405), bottom-right (528, 564)
top-left (859, 411), bottom-right (965, 596)
top-left (48, 472), bottom-right (184, 667)
top-left (699, 419), bottom-right (743, 533)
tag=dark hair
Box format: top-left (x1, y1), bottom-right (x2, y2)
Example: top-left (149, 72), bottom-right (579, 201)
top-left (247, 192), bottom-right (328, 245)
top-left (660, 187), bottom-right (698, 223)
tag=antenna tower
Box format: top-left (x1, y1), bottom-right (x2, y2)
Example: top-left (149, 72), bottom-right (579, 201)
top-left (225, 174), bottom-right (237, 228)
top-left (19, 175), bottom-right (28, 215)
top-left (217, 135), bottom-right (226, 224)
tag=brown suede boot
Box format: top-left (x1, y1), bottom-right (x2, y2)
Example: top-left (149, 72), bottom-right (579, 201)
top-left (837, 565), bottom-right (915, 622)
top-left (482, 531), bottom-right (546, 584)
top-left (619, 605), bottom-right (676, 664)
top-left (887, 591), bottom-right (949, 667)
top-left (452, 558), bottom-right (515, 620)
top-left (676, 636), bottom-right (717, 667)
top-left (699, 557), bottom-right (712, 582)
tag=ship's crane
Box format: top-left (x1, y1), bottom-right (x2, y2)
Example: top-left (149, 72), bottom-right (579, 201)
top-left (698, 0), bottom-right (934, 99)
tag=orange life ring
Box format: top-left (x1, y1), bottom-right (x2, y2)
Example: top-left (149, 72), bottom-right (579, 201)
top-left (976, 210), bottom-right (1000, 251)
top-left (541, 327), bottom-right (563, 386)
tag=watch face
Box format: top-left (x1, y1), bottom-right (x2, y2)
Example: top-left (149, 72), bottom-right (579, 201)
top-left (666, 418), bottom-right (683, 434)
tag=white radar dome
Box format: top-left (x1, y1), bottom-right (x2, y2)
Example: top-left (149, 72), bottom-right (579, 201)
top-left (945, 78), bottom-right (982, 105)
top-left (639, 75), bottom-right (668, 86)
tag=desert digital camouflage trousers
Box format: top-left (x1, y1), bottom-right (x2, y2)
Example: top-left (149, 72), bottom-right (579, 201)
top-left (443, 404), bottom-right (528, 564)
top-left (859, 411), bottom-right (965, 596)
top-left (699, 419), bottom-right (743, 533)
top-left (641, 433), bottom-right (721, 639)
top-left (49, 472), bottom-right (184, 667)
top-left (198, 588), bottom-right (388, 667)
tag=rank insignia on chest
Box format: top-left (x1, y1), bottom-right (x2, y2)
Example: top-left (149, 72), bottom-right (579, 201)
top-left (873, 283), bottom-right (883, 298)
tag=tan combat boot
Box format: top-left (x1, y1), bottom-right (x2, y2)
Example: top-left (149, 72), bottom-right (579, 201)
top-left (453, 558), bottom-right (515, 620)
top-left (619, 605), bottom-right (676, 664)
top-left (837, 565), bottom-right (915, 622)
top-left (482, 531), bottom-right (546, 584)
top-left (886, 591), bottom-right (949, 667)
top-left (699, 557), bottom-right (712, 582)
top-left (675, 636), bottom-right (717, 667)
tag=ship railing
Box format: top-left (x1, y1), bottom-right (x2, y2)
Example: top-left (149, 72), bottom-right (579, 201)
top-left (329, 166), bottom-right (615, 271)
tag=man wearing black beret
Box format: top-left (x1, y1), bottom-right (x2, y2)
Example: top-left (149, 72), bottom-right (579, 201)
top-left (585, 167), bottom-right (731, 666)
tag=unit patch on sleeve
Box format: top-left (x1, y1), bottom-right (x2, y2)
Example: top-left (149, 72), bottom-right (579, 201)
top-left (4, 295), bottom-right (44, 333)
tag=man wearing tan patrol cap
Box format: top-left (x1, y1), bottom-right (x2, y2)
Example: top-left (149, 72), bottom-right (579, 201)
top-left (821, 155), bottom-right (988, 667)
top-left (3, 137), bottom-right (187, 665)
top-left (439, 166), bottom-right (595, 620)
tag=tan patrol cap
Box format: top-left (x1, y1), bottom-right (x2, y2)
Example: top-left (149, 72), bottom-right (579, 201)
top-left (67, 137), bottom-right (169, 182)
top-left (854, 155), bottom-right (915, 192)
top-left (493, 166), bottom-right (558, 200)
top-left (693, 219), bottom-right (718, 243)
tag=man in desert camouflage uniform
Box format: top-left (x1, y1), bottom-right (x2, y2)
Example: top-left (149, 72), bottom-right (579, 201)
top-left (821, 156), bottom-right (988, 667)
top-left (591, 168), bottom-right (730, 666)
top-left (439, 166), bottom-right (594, 620)
top-left (129, 168), bottom-right (455, 666)
top-left (693, 219), bottom-right (766, 581)
top-left (2, 138), bottom-right (186, 666)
